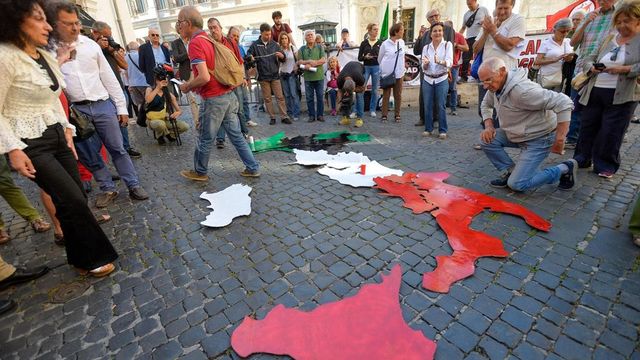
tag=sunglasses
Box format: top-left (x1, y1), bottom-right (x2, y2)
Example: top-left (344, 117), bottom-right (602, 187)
top-left (610, 46), bottom-right (621, 62)
top-left (150, 34), bottom-right (160, 37)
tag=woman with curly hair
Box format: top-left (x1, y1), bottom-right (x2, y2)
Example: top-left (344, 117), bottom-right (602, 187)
top-left (0, 0), bottom-right (118, 277)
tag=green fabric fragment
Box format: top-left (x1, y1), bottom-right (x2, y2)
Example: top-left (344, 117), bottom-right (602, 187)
top-left (347, 133), bottom-right (371, 142)
top-left (252, 131), bottom-right (286, 152)
top-left (313, 130), bottom-right (349, 140)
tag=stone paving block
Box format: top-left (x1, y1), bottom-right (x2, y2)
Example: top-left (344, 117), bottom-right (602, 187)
top-left (599, 329), bottom-right (636, 357)
top-left (421, 306), bottom-right (453, 331)
top-left (500, 306), bottom-right (534, 333)
top-left (434, 339), bottom-right (464, 359)
top-left (201, 331), bottom-right (230, 358)
top-left (526, 331), bottom-right (551, 350)
top-left (443, 323), bottom-right (480, 353)
top-left (478, 336), bottom-right (509, 360)
top-left (487, 320), bottom-right (522, 348)
top-left (152, 340), bottom-right (183, 360)
top-left (140, 330), bottom-right (168, 352)
top-left (513, 342), bottom-right (545, 360)
top-left (553, 335), bottom-right (592, 360)
top-left (470, 295), bottom-right (503, 320)
top-left (563, 320), bottom-right (598, 347)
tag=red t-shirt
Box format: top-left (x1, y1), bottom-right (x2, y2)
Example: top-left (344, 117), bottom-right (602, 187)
top-left (188, 30), bottom-right (232, 98)
top-left (221, 36), bottom-right (243, 65)
top-left (453, 32), bottom-right (467, 67)
top-left (271, 23), bottom-right (292, 43)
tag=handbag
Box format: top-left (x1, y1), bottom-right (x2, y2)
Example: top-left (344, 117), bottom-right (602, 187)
top-left (571, 34), bottom-right (615, 91)
top-left (68, 105), bottom-right (96, 140)
top-left (538, 71), bottom-right (563, 89)
top-left (380, 42), bottom-right (401, 89)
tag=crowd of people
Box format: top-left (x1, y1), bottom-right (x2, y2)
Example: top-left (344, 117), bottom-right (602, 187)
top-left (0, 0), bottom-right (638, 317)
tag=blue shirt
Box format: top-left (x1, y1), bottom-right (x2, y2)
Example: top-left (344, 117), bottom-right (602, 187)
top-left (126, 51), bottom-right (148, 87)
top-left (152, 45), bottom-right (167, 65)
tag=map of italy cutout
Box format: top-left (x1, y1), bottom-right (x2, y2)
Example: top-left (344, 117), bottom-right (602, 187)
top-left (200, 184), bottom-right (252, 227)
top-left (231, 264), bottom-right (436, 359)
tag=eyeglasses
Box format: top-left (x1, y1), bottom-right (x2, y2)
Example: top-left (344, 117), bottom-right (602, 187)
top-left (428, 14), bottom-right (440, 19)
top-left (610, 46), bottom-right (621, 61)
top-left (150, 34), bottom-right (160, 37)
top-left (59, 20), bottom-right (82, 28)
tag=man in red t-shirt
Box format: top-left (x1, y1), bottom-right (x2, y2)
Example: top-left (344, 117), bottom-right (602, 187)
top-left (445, 20), bottom-right (469, 116)
top-left (271, 11), bottom-right (295, 46)
top-left (177, 6), bottom-right (260, 182)
top-left (207, 17), bottom-right (251, 149)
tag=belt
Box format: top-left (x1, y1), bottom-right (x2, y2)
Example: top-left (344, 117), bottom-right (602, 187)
top-left (425, 72), bottom-right (448, 78)
top-left (72, 98), bottom-right (108, 106)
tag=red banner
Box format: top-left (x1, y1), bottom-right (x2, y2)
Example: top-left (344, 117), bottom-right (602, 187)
top-left (546, 0), bottom-right (598, 31)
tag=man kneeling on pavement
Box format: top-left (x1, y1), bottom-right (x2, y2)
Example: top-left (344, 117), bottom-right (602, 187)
top-left (479, 57), bottom-right (577, 192)
top-left (337, 61), bottom-right (366, 128)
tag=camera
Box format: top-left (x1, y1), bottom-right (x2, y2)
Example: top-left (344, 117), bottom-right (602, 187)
top-left (106, 36), bottom-right (121, 51)
top-left (244, 54), bottom-right (257, 69)
top-left (593, 63), bottom-right (606, 71)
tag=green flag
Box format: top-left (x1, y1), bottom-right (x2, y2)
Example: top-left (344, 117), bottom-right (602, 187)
top-left (380, 2), bottom-right (389, 41)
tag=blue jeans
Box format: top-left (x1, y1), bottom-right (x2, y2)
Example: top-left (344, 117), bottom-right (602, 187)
top-left (194, 92), bottom-right (259, 175)
top-left (328, 88), bottom-right (337, 110)
top-left (422, 79), bottom-right (449, 133)
top-left (448, 67), bottom-right (459, 111)
top-left (364, 65), bottom-right (380, 112)
top-left (74, 99), bottom-right (140, 189)
top-left (280, 73), bottom-right (300, 118)
top-left (566, 87), bottom-right (582, 143)
top-left (304, 80), bottom-right (324, 119)
top-left (120, 126), bottom-right (130, 151)
top-left (74, 132), bottom-right (117, 192)
top-left (216, 86), bottom-right (249, 142)
top-left (482, 129), bottom-right (563, 192)
top-left (355, 92), bottom-right (365, 117)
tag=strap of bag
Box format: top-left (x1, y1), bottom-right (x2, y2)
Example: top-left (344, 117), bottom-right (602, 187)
top-left (128, 54), bottom-right (142, 72)
top-left (391, 41), bottom-right (401, 75)
top-left (465, 8), bottom-right (480, 28)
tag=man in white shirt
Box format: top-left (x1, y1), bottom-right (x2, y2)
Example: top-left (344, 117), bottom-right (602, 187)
top-left (472, 0), bottom-right (526, 128)
top-left (459, 0), bottom-right (490, 81)
top-left (48, 2), bottom-right (148, 208)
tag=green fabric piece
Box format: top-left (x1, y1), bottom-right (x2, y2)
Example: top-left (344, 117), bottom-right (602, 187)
top-left (313, 131), bottom-right (349, 140)
top-left (630, 196), bottom-right (640, 236)
top-left (252, 131), bottom-right (287, 152)
top-left (347, 133), bottom-right (371, 142)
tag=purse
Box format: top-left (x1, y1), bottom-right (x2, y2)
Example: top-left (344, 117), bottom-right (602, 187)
top-left (68, 105), bottom-right (96, 140)
top-left (380, 42), bottom-right (401, 89)
top-left (538, 71), bottom-right (563, 89)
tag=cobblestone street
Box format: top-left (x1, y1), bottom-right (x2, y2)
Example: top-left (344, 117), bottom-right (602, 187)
top-left (1, 102), bottom-right (639, 360)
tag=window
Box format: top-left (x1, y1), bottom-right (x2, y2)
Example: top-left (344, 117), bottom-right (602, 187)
top-left (393, 8), bottom-right (415, 43)
top-left (173, 0), bottom-right (188, 7)
top-left (155, 0), bottom-right (168, 10)
top-left (127, 0), bottom-right (147, 15)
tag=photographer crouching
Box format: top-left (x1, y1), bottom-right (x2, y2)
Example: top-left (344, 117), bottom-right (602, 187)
top-left (144, 66), bottom-right (189, 145)
top-left (337, 61), bottom-right (367, 127)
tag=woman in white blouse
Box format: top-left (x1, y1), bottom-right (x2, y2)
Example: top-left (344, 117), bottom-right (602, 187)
top-left (279, 32), bottom-right (301, 120)
top-left (378, 23), bottom-right (406, 122)
top-left (421, 22), bottom-right (453, 139)
top-left (0, 1), bottom-right (118, 277)
top-left (533, 18), bottom-right (574, 91)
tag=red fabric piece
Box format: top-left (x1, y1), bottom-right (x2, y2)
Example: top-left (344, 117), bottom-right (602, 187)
top-left (546, 0), bottom-right (598, 32)
top-left (231, 264), bottom-right (436, 359)
top-left (374, 172), bottom-right (551, 293)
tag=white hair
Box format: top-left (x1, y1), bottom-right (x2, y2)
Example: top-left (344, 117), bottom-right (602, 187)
top-left (571, 10), bottom-right (586, 19)
top-left (304, 29), bottom-right (316, 37)
top-left (478, 57), bottom-right (506, 74)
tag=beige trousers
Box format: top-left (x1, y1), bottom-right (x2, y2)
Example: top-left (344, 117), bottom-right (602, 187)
top-left (0, 254), bottom-right (16, 282)
top-left (259, 80), bottom-right (288, 119)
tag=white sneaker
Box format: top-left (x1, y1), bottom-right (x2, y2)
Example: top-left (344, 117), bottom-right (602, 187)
top-left (422, 131), bottom-right (431, 137)
top-left (370, 111), bottom-right (376, 118)
top-left (439, 133), bottom-right (447, 139)
top-left (349, 112), bottom-right (356, 119)
top-left (247, 120), bottom-right (258, 127)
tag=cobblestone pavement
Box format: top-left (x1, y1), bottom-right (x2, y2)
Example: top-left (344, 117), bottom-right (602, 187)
top-left (1, 101), bottom-right (639, 360)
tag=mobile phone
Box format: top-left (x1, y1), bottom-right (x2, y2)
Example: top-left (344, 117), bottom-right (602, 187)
top-left (594, 63), bottom-right (606, 70)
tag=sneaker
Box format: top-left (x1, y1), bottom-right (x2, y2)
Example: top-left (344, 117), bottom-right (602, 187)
top-left (349, 112), bottom-right (356, 119)
top-left (631, 116), bottom-right (640, 124)
top-left (157, 135), bottom-right (166, 145)
top-left (473, 144), bottom-right (482, 150)
top-left (330, 109), bottom-right (337, 116)
top-left (216, 139), bottom-right (225, 149)
top-left (129, 186), bottom-right (149, 200)
top-left (269, 118), bottom-right (276, 125)
top-left (240, 168), bottom-right (261, 177)
top-left (438, 133), bottom-right (447, 139)
top-left (414, 121), bottom-right (424, 127)
top-left (564, 141), bottom-right (576, 150)
top-left (180, 170), bottom-right (209, 182)
top-left (247, 120), bottom-right (258, 127)
top-left (293, 117), bottom-right (299, 122)
top-left (339, 116), bottom-right (351, 126)
top-left (633, 234), bottom-right (640, 247)
top-left (282, 118), bottom-right (292, 124)
top-left (307, 117), bottom-right (316, 123)
top-left (127, 148), bottom-right (142, 158)
top-left (422, 131), bottom-right (431, 137)
top-left (370, 111), bottom-right (376, 118)
top-left (317, 116), bottom-right (325, 122)
top-left (558, 159), bottom-right (577, 191)
top-left (490, 173), bottom-right (510, 188)
top-left (449, 110), bottom-right (457, 116)
top-left (354, 118), bottom-right (363, 128)
top-left (95, 191), bottom-right (119, 208)
top-left (166, 134), bottom-right (176, 142)
top-left (597, 171), bottom-right (614, 179)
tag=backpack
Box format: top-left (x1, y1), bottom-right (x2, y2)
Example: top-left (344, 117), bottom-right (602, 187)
top-left (197, 35), bottom-right (244, 87)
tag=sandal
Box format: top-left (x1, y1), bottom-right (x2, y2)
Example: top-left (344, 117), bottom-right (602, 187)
top-left (394, 115), bottom-right (401, 123)
top-left (381, 116), bottom-right (388, 123)
top-left (95, 214), bottom-right (112, 224)
top-left (54, 233), bottom-right (64, 246)
top-left (31, 218), bottom-right (51, 233)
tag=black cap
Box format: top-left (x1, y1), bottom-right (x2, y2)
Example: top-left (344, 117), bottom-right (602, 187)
top-left (341, 28), bottom-right (349, 33)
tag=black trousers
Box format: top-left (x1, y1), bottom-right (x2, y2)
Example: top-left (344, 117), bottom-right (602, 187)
top-left (460, 37), bottom-right (476, 80)
top-left (22, 124), bottom-right (118, 270)
top-left (574, 87), bottom-right (635, 174)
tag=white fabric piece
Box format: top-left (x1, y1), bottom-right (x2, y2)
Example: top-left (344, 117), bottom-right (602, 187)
top-left (200, 184), bottom-right (252, 227)
top-left (317, 161), bottom-right (403, 187)
top-left (294, 149), bottom-right (333, 166)
top-left (325, 152), bottom-right (371, 169)
top-left (293, 149), bottom-right (371, 168)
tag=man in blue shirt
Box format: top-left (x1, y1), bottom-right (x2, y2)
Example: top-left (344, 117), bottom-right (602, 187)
top-left (125, 41), bottom-right (149, 115)
top-left (138, 28), bottom-right (171, 86)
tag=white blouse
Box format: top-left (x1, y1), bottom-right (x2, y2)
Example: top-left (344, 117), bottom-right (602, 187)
top-left (421, 40), bottom-right (453, 84)
top-left (378, 38), bottom-right (406, 79)
top-left (595, 40), bottom-right (626, 89)
top-left (0, 44), bottom-right (74, 154)
top-left (279, 45), bottom-right (297, 74)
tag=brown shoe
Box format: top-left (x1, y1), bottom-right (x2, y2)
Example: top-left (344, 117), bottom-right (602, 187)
top-left (0, 229), bottom-right (9, 245)
top-left (180, 170), bottom-right (209, 182)
top-left (95, 191), bottom-right (119, 208)
top-left (89, 263), bottom-right (115, 277)
top-left (30, 218), bottom-right (51, 233)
